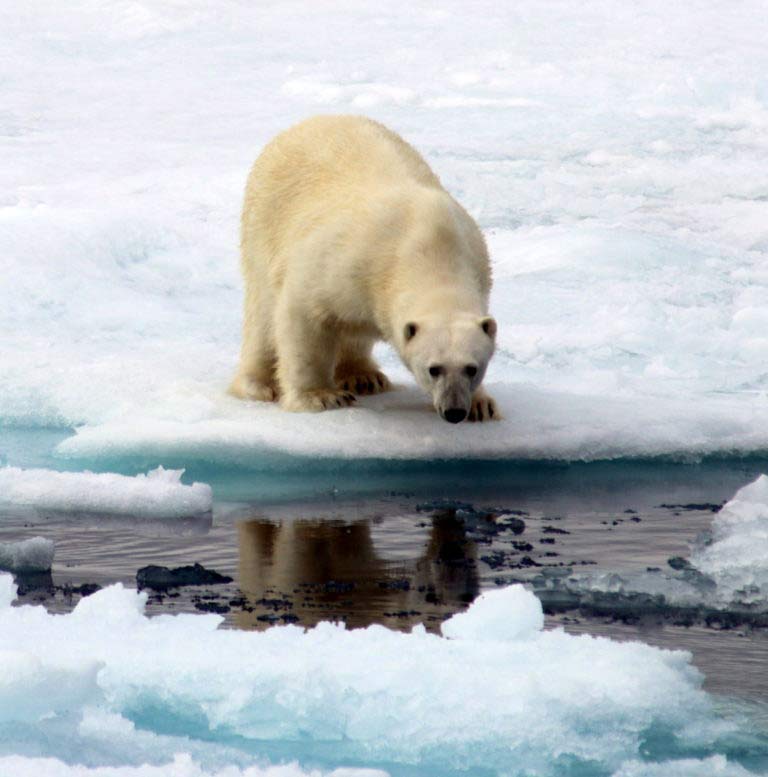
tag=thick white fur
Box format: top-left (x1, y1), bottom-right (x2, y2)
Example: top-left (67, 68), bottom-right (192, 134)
top-left (230, 115), bottom-right (499, 422)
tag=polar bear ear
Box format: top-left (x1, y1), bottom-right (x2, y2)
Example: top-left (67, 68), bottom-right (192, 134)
top-left (404, 322), bottom-right (419, 342)
top-left (480, 316), bottom-right (497, 338)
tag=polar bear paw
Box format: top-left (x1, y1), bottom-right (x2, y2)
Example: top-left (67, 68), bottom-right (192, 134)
top-left (229, 374), bottom-right (279, 403)
top-left (282, 388), bottom-right (357, 412)
top-left (336, 370), bottom-right (391, 395)
top-left (468, 391), bottom-right (500, 422)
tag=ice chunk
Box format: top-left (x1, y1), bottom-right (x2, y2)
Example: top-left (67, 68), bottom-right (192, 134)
top-left (0, 536), bottom-right (54, 572)
top-left (690, 474), bottom-right (768, 604)
top-left (0, 574), bottom-right (726, 775)
top-left (440, 584), bottom-right (543, 641)
top-left (0, 466), bottom-right (212, 518)
top-left (533, 474), bottom-right (768, 621)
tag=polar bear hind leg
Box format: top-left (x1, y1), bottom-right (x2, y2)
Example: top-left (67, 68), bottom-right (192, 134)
top-left (229, 282), bottom-right (279, 403)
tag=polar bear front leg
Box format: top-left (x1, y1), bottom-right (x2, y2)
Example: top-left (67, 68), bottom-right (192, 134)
top-left (275, 300), bottom-right (357, 413)
top-left (468, 387), bottom-right (501, 422)
top-left (334, 336), bottom-right (391, 395)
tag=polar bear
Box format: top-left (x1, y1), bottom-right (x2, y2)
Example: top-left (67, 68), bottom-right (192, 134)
top-left (230, 115), bottom-right (499, 423)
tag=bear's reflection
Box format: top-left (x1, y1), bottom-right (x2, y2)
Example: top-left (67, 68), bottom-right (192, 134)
top-left (236, 512), bottom-right (479, 631)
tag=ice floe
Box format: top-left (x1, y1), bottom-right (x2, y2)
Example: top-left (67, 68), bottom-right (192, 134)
top-left (689, 474), bottom-right (768, 604)
top-left (2, 1), bottom-right (768, 468)
top-left (0, 466), bottom-right (212, 518)
top-left (0, 579), bottom-right (760, 776)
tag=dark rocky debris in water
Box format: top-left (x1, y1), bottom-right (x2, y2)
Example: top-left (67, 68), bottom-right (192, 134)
top-left (415, 500), bottom-right (527, 543)
top-left (657, 502), bottom-right (723, 512)
top-left (379, 578), bottom-right (411, 591)
top-left (538, 585), bottom-right (768, 630)
top-left (136, 563), bottom-right (233, 591)
top-left (194, 600), bottom-right (231, 615)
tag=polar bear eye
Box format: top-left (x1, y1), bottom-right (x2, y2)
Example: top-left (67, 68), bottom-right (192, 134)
top-left (429, 365), bottom-right (443, 378)
top-left (465, 365), bottom-right (478, 378)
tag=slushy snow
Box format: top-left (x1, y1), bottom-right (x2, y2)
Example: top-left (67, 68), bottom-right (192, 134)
top-left (0, 536), bottom-right (54, 572)
top-left (2, 0), bottom-right (768, 467)
top-left (0, 466), bottom-right (212, 518)
top-left (0, 578), bottom-right (758, 776)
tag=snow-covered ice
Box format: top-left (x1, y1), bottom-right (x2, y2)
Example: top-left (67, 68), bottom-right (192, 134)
top-left (0, 466), bottom-right (212, 518)
top-left (0, 536), bottom-right (54, 572)
top-left (0, 578), bottom-right (761, 776)
top-left (2, 0), bottom-right (768, 468)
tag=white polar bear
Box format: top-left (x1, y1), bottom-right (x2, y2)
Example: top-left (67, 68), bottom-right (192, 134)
top-left (230, 115), bottom-right (499, 423)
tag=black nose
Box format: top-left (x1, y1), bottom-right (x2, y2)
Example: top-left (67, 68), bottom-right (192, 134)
top-left (443, 408), bottom-right (467, 424)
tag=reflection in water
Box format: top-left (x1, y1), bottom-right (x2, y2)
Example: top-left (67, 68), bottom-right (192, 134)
top-left (236, 513), bottom-right (479, 631)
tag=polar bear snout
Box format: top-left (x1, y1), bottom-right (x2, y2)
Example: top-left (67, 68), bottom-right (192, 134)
top-left (433, 374), bottom-right (474, 423)
top-left (442, 407), bottom-right (468, 424)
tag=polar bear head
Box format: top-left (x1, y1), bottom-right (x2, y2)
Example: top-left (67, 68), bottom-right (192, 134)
top-left (399, 314), bottom-right (496, 423)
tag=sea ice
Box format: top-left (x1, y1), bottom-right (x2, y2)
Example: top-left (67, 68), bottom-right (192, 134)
top-left (0, 755), bottom-right (388, 777)
top-left (611, 756), bottom-right (757, 776)
top-left (2, 1), bottom-right (768, 468)
top-left (533, 474), bottom-right (768, 617)
top-left (0, 536), bottom-right (54, 572)
top-left (689, 474), bottom-right (768, 604)
top-left (0, 466), bottom-right (212, 518)
top-left (0, 579), bottom-right (743, 776)
top-left (440, 584), bottom-right (543, 641)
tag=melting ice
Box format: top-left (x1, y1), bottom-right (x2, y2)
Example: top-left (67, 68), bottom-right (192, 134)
top-left (0, 579), bottom-right (764, 777)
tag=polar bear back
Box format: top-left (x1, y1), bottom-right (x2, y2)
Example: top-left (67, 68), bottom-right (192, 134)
top-left (240, 115), bottom-right (490, 329)
top-left (241, 115), bottom-right (443, 267)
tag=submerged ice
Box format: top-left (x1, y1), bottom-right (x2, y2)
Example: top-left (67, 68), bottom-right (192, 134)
top-left (0, 579), bottom-right (762, 777)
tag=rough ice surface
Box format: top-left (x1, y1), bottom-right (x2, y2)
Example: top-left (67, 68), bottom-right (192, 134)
top-left (611, 756), bottom-right (757, 776)
top-left (2, 0), bottom-right (768, 467)
top-left (0, 760), bottom-right (753, 777)
top-left (0, 466), bottom-right (212, 518)
top-left (690, 474), bottom-right (768, 604)
top-left (0, 537), bottom-right (54, 572)
top-left (440, 584), bottom-right (543, 641)
top-left (0, 757), bottom-right (387, 777)
top-left (0, 578), bottom-right (760, 777)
